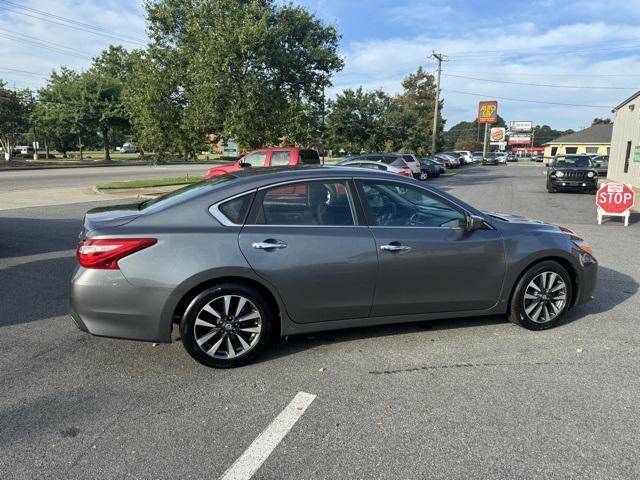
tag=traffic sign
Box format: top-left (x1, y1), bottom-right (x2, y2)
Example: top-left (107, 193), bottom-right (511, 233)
top-left (596, 183), bottom-right (635, 226)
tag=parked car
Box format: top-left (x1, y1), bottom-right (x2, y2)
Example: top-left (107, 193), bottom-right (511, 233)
top-left (472, 151), bottom-right (484, 163)
top-left (71, 166), bottom-right (597, 368)
top-left (442, 152), bottom-right (465, 167)
top-left (454, 150), bottom-right (474, 165)
top-left (421, 157), bottom-right (445, 175)
top-left (436, 153), bottom-right (461, 168)
top-left (393, 153), bottom-right (422, 177)
top-left (14, 145), bottom-right (34, 155)
top-left (546, 155), bottom-right (598, 193)
top-left (506, 154), bottom-right (518, 162)
top-left (592, 155), bottom-right (609, 177)
top-left (337, 158), bottom-right (413, 177)
top-left (482, 152), bottom-right (507, 165)
top-left (205, 147), bottom-right (320, 179)
top-left (416, 160), bottom-right (438, 180)
top-left (342, 154), bottom-right (414, 177)
top-left (120, 143), bottom-right (140, 154)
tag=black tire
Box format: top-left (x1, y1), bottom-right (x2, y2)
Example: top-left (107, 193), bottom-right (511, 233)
top-left (180, 283), bottom-right (274, 368)
top-left (508, 261), bottom-right (573, 330)
top-left (418, 171), bottom-right (429, 181)
top-left (546, 180), bottom-right (556, 193)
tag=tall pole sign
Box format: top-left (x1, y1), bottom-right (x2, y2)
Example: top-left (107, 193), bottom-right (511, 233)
top-left (478, 101), bottom-right (498, 158)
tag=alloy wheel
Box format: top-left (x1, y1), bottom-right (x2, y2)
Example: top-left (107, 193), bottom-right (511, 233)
top-left (523, 271), bottom-right (567, 323)
top-left (193, 295), bottom-right (262, 359)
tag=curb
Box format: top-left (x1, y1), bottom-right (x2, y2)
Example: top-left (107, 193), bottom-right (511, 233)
top-left (0, 160), bottom-right (224, 172)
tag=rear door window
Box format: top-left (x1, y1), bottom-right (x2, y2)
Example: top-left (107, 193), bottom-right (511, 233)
top-left (217, 193), bottom-right (254, 225)
top-left (270, 151), bottom-right (292, 166)
top-left (252, 181), bottom-right (355, 226)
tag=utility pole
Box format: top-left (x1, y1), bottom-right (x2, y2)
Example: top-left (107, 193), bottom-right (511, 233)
top-left (431, 51), bottom-right (447, 155)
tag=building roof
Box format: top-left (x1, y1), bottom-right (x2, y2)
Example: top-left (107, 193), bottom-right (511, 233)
top-left (544, 124), bottom-right (613, 146)
top-left (614, 90), bottom-right (640, 111)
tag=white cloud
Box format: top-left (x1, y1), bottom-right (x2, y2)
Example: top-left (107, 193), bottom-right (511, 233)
top-left (332, 21), bottom-right (640, 129)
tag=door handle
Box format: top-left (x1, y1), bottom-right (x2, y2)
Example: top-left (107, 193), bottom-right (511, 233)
top-left (380, 244), bottom-right (411, 252)
top-left (252, 240), bottom-right (287, 250)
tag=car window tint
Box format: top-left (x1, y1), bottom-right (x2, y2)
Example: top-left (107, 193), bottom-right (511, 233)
top-left (244, 151), bottom-right (267, 167)
top-left (140, 175), bottom-right (236, 211)
top-left (359, 180), bottom-right (465, 228)
top-left (299, 150), bottom-right (320, 164)
top-left (401, 154), bottom-right (414, 162)
top-left (255, 181), bottom-right (355, 226)
top-left (218, 193), bottom-right (254, 224)
top-left (270, 151), bottom-right (291, 166)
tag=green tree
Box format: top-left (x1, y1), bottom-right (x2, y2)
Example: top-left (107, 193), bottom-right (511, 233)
top-left (127, 0), bottom-right (343, 158)
top-left (532, 124), bottom-right (574, 147)
top-left (592, 117), bottom-right (612, 125)
top-left (443, 115), bottom-right (506, 151)
top-left (0, 81), bottom-right (32, 161)
top-left (325, 87), bottom-right (390, 154)
top-left (388, 67), bottom-right (444, 155)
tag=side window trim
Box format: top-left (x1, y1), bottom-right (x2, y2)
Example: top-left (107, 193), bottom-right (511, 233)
top-left (245, 178), bottom-right (364, 227)
top-left (209, 190), bottom-right (257, 226)
top-left (354, 179), bottom-right (468, 229)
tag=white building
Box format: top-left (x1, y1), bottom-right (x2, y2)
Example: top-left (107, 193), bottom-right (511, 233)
top-left (609, 92), bottom-right (640, 189)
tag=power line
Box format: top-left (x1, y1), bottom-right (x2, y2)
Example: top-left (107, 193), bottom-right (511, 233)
top-left (445, 69), bottom-right (640, 78)
top-left (444, 73), bottom-right (637, 90)
top-left (1, 0), bottom-right (146, 44)
top-left (443, 89), bottom-right (613, 108)
top-left (0, 31), bottom-right (91, 60)
top-left (447, 41), bottom-right (640, 59)
top-left (0, 3), bottom-right (147, 47)
top-left (0, 67), bottom-right (48, 79)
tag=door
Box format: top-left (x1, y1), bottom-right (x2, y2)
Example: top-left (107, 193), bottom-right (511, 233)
top-left (239, 179), bottom-right (378, 323)
top-left (356, 180), bottom-right (506, 316)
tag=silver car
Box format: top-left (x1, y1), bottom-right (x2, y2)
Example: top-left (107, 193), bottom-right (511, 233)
top-left (337, 158), bottom-right (413, 178)
top-left (71, 166), bottom-right (597, 368)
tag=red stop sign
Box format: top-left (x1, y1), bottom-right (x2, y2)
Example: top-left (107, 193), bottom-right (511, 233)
top-left (596, 183), bottom-right (635, 214)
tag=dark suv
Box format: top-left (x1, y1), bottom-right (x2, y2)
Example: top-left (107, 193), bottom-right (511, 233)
top-left (546, 155), bottom-right (598, 193)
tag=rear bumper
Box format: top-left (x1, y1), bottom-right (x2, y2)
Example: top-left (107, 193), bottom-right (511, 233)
top-left (69, 266), bottom-right (174, 343)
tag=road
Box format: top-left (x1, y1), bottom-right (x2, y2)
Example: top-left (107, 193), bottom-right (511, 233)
top-left (0, 163), bottom-right (216, 191)
top-left (1, 165), bottom-right (639, 480)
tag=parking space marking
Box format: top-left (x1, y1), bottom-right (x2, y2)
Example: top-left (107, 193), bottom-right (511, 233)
top-left (219, 391), bottom-right (316, 480)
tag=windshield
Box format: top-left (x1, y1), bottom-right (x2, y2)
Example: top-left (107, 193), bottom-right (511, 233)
top-left (552, 156), bottom-right (593, 168)
top-left (139, 174), bottom-right (237, 211)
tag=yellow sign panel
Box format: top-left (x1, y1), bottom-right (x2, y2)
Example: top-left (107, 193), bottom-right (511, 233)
top-left (478, 101), bottom-right (498, 124)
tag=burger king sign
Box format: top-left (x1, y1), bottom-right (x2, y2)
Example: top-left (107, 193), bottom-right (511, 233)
top-left (490, 127), bottom-right (506, 142)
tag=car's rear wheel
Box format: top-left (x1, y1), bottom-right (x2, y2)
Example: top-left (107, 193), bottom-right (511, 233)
top-left (508, 261), bottom-right (572, 330)
top-left (180, 283), bottom-right (274, 368)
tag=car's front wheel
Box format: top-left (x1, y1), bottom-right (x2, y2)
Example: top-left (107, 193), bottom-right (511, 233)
top-left (508, 261), bottom-right (572, 330)
top-left (180, 283), bottom-right (274, 368)
top-left (418, 171), bottom-right (429, 181)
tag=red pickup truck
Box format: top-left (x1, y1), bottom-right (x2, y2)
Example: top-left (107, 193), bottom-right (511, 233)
top-left (205, 147), bottom-right (320, 179)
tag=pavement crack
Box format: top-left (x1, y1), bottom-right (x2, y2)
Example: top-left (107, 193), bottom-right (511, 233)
top-left (369, 360), bottom-right (577, 375)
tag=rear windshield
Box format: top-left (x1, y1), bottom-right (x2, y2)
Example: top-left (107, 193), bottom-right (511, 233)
top-left (552, 156), bottom-right (593, 168)
top-left (401, 154), bottom-right (415, 162)
top-left (139, 175), bottom-right (236, 211)
top-left (299, 150), bottom-right (320, 164)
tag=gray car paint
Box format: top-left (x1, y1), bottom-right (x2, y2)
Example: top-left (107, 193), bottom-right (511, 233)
top-left (70, 166), bottom-right (597, 344)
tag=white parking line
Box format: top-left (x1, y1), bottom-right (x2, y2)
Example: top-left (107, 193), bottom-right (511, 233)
top-left (219, 391), bottom-right (316, 480)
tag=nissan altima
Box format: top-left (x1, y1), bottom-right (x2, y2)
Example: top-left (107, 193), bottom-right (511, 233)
top-left (70, 166), bottom-right (597, 368)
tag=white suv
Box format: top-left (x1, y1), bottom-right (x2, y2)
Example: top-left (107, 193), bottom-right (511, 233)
top-left (395, 153), bottom-right (422, 176)
top-left (455, 151), bottom-right (474, 165)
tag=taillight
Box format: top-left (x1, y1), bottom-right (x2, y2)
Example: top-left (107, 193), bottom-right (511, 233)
top-left (399, 169), bottom-right (412, 177)
top-left (77, 238), bottom-right (157, 269)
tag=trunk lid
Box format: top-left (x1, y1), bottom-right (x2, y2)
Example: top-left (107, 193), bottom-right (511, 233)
top-left (80, 203), bottom-right (141, 238)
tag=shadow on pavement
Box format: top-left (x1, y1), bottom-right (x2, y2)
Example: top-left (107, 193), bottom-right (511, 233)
top-left (258, 265), bottom-right (638, 364)
top-left (0, 216), bottom-right (81, 259)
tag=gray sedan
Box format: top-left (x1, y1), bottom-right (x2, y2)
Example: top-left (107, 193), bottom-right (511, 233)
top-left (71, 166), bottom-right (597, 368)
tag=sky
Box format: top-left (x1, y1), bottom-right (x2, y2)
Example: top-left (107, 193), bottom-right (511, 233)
top-left (1, 0), bottom-right (640, 130)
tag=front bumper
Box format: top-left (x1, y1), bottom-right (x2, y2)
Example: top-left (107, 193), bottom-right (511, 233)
top-left (69, 266), bottom-right (174, 343)
top-left (549, 178), bottom-right (597, 190)
top-left (573, 250), bottom-right (598, 306)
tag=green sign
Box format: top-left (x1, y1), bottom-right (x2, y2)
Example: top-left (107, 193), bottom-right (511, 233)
top-left (634, 145), bottom-right (640, 162)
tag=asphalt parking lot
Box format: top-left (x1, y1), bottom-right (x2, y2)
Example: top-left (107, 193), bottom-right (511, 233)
top-left (1, 165), bottom-right (639, 480)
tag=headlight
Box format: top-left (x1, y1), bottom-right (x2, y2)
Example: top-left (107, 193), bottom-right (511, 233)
top-left (587, 171), bottom-right (595, 178)
top-left (555, 171), bottom-right (565, 178)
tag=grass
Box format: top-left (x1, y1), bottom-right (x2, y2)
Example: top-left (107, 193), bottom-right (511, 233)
top-left (96, 176), bottom-right (203, 190)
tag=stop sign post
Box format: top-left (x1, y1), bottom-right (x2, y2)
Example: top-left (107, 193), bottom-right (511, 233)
top-left (596, 183), bottom-right (635, 226)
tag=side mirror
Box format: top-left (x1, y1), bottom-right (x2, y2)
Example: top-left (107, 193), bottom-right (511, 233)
top-left (465, 213), bottom-right (485, 231)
